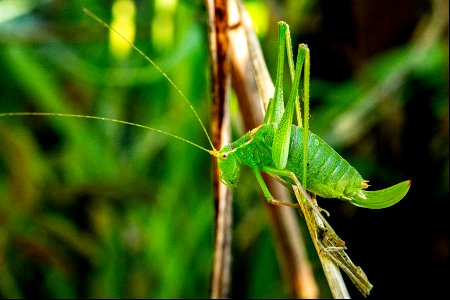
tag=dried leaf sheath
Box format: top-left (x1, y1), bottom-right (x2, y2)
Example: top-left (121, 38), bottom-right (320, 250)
top-left (206, 0), bottom-right (233, 298)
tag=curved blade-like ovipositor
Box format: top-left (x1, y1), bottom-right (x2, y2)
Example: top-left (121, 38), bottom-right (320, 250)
top-left (350, 180), bottom-right (412, 209)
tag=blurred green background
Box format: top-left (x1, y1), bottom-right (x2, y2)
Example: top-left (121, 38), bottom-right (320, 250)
top-left (0, 0), bottom-right (447, 298)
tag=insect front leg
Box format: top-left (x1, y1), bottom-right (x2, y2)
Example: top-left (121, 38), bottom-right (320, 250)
top-left (251, 168), bottom-right (300, 208)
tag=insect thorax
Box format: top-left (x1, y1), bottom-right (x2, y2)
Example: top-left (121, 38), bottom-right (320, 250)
top-left (230, 124), bottom-right (275, 169)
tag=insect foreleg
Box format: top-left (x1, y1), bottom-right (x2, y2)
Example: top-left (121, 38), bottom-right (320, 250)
top-left (252, 168), bottom-right (300, 208)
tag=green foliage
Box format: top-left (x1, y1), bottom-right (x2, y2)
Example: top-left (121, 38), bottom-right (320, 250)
top-left (0, 0), bottom-right (214, 298)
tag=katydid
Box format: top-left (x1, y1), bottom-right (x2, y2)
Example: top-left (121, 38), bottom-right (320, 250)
top-left (217, 22), bottom-right (411, 209)
top-left (0, 12), bottom-right (410, 210)
top-left (0, 11), bottom-right (411, 296)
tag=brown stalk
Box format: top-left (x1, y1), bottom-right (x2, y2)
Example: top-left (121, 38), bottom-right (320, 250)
top-left (206, 0), bottom-right (233, 298)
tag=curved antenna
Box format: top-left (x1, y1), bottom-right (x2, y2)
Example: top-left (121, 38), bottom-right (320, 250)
top-left (83, 8), bottom-right (217, 152)
top-left (0, 112), bottom-right (218, 157)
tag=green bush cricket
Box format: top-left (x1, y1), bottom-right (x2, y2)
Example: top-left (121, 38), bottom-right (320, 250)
top-left (0, 10), bottom-right (411, 296)
top-left (217, 21), bottom-right (411, 209)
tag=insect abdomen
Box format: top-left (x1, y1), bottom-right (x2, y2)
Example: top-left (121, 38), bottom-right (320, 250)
top-left (285, 126), bottom-right (364, 200)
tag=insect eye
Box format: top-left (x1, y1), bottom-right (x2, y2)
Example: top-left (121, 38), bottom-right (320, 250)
top-left (221, 153), bottom-right (228, 158)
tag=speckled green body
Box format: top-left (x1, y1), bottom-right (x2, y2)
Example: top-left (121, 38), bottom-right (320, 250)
top-left (230, 123), bottom-right (364, 200)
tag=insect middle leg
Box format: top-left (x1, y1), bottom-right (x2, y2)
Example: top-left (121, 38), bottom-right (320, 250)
top-left (257, 166), bottom-right (333, 221)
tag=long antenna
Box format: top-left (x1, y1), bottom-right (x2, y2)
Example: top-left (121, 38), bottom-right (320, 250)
top-left (83, 8), bottom-right (217, 152)
top-left (0, 112), bottom-right (217, 156)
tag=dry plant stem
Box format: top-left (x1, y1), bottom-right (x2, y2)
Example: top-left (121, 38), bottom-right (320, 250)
top-left (292, 179), bottom-right (373, 298)
top-left (293, 188), bottom-right (350, 299)
top-left (206, 0), bottom-right (233, 298)
top-left (228, 0), bottom-right (319, 298)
